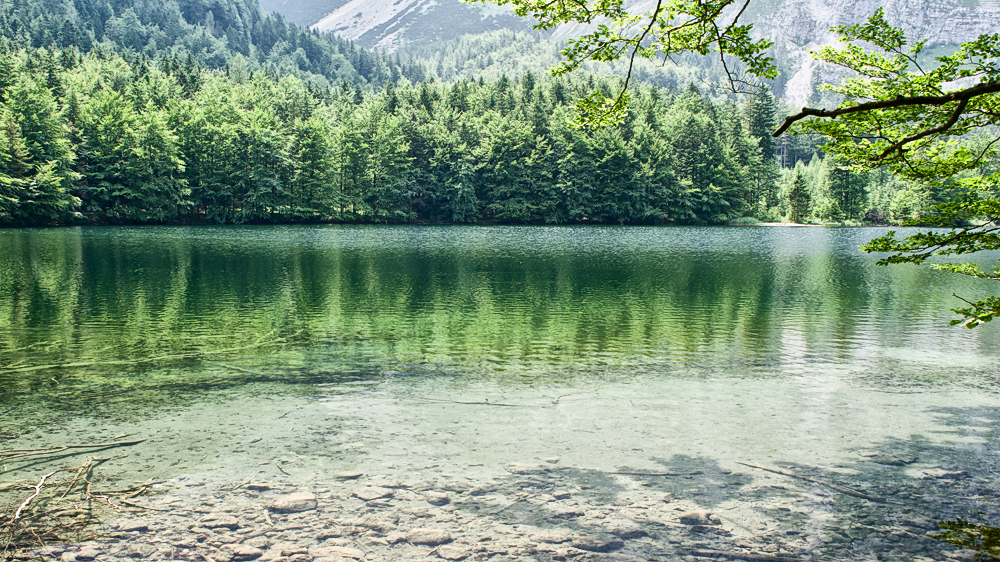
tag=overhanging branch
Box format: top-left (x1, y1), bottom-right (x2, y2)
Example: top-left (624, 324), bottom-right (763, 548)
top-left (880, 97), bottom-right (968, 157)
top-left (772, 81), bottom-right (1000, 143)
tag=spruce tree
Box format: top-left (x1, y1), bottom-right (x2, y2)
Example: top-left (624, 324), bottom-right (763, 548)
top-left (787, 168), bottom-right (811, 223)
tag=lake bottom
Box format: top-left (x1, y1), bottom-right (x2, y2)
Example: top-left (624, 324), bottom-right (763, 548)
top-left (5, 360), bottom-right (998, 562)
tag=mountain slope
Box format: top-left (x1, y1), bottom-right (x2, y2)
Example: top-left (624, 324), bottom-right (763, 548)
top-left (258, 0), bottom-right (347, 26)
top-left (312, 0), bottom-right (532, 49)
top-left (263, 0), bottom-right (1000, 102)
top-left (739, 0), bottom-right (1000, 102)
top-left (303, 0), bottom-right (1000, 51)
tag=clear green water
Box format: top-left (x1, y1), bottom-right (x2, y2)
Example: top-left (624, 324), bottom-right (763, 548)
top-left (2, 225), bottom-right (999, 559)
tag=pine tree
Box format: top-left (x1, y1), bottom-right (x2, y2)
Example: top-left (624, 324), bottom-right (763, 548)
top-left (787, 167), bottom-right (811, 223)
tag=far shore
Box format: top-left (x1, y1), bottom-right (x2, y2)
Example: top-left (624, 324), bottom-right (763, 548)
top-left (726, 221), bottom-right (884, 227)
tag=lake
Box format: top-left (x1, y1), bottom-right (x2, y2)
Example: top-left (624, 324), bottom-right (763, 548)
top-left (1, 225), bottom-right (999, 561)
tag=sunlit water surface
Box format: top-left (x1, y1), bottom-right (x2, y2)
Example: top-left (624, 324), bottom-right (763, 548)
top-left (2, 225), bottom-right (999, 561)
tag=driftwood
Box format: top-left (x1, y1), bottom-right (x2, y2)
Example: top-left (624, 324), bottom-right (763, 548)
top-left (0, 439), bottom-right (146, 463)
top-left (2, 452), bottom-right (159, 558)
top-left (58, 459), bottom-right (92, 499)
top-left (689, 548), bottom-right (804, 562)
top-left (414, 396), bottom-right (522, 407)
top-left (13, 472), bottom-right (56, 520)
top-left (736, 462), bottom-right (885, 502)
top-left (119, 499), bottom-right (167, 512)
top-left (608, 470), bottom-right (703, 476)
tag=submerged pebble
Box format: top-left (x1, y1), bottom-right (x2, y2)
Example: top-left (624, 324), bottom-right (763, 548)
top-left (270, 491), bottom-right (318, 513)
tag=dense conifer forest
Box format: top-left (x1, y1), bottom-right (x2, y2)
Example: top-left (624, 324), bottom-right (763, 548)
top-left (0, 0), bottom-right (968, 226)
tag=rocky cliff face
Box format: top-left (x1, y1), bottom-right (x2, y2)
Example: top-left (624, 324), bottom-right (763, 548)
top-left (300, 0), bottom-right (999, 50)
top-left (310, 0), bottom-right (532, 49)
top-left (263, 0), bottom-right (1000, 100)
top-left (751, 0), bottom-right (1000, 47)
top-left (743, 0), bottom-right (1000, 102)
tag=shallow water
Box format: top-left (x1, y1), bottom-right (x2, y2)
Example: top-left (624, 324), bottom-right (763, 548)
top-left (2, 225), bottom-right (999, 561)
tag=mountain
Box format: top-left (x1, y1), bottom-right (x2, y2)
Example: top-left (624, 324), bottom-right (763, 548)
top-left (296, 0), bottom-right (999, 51)
top-left (739, 0), bottom-right (1000, 102)
top-left (258, 0), bottom-right (347, 26)
top-left (260, 0), bottom-right (1000, 101)
top-left (311, 0), bottom-right (533, 50)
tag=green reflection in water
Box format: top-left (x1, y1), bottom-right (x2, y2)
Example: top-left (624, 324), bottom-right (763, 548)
top-left (1, 225), bottom-right (998, 410)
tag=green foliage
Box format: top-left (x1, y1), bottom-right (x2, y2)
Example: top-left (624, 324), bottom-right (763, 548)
top-left (0, 64), bottom-right (79, 225)
top-left (786, 166), bottom-right (810, 223)
top-left (827, 159), bottom-right (868, 220)
top-left (0, 46), bottom-right (776, 226)
top-left (787, 11), bottom-right (1000, 326)
top-left (743, 91), bottom-right (779, 212)
top-left (0, 0), bottom-right (424, 90)
top-left (933, 520), bottom-right (1000, 560)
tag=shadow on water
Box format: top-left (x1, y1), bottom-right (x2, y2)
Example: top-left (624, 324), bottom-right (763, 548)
top-left (725, 405), bottom-right (1000, 561)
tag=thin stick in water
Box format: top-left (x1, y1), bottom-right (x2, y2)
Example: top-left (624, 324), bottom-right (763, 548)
top-left (736, 462), bottom-right (885, 502)
top-left (14, 471), bottom-right (57, 520)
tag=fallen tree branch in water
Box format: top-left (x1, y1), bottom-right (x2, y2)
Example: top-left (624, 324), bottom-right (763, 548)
top-left (0, 439), bottom-right (146, 463)
top-left (14, 472), bottom-right (56, 520)
top-left (736, 462), bottom-right (885, 502)
top-left (59, 459), bottom-right (92, 499)
top-left (88, 493), bottom-right (122, 513)
top-left (689, 548), bottom-right (803, 562)
top-left (413, 396), bottom-right (522, 407)
top-left (2, 436), bottom-right (137, 453)
top-left (119, 499), bottom-right (167, 512)
top-left (608, 470), bottom-right (703, 476)
top-left (2, 456), bottom-right (156, 559)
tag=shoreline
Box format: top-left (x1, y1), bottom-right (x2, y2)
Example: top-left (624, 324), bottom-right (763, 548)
top-left (0, 220), bottom-right (896, 230)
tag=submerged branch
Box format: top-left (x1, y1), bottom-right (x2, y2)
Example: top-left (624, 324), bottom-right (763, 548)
top-left (736, 462), bottom-right (885, 502)
top-left (13, 472), bottom-right (56, 520)
top-left (413, 396), bottom-right (523, 407)
top-left (607, 470), bottom-right (703, 476)
top-left (0, 439), bottom-right (146, 464)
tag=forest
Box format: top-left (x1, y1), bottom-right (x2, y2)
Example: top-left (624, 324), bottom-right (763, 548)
top-left (0, 0), bottom-right (981, 226)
